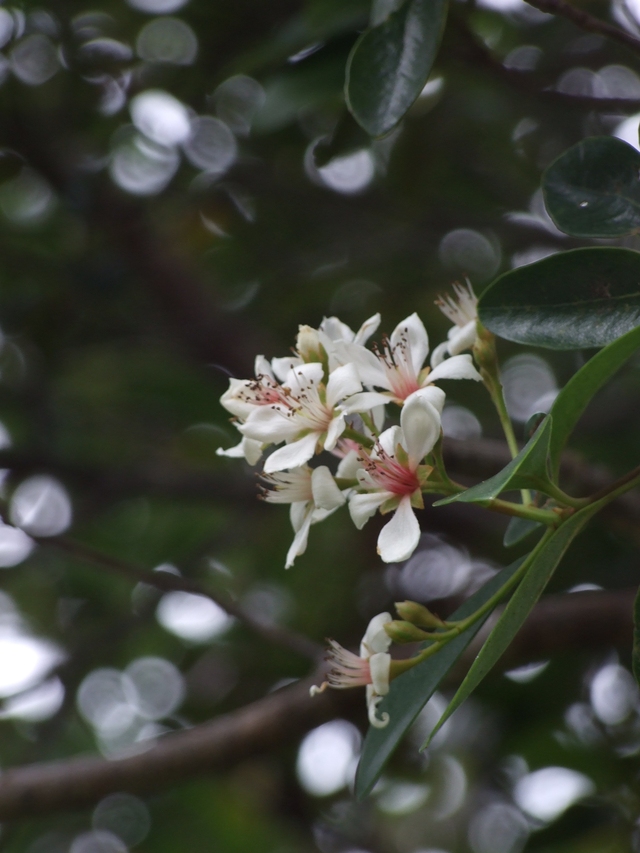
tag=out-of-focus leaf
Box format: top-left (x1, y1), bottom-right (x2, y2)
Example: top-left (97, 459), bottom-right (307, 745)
top-left (345, 0), bottom-right (448, 137)
top-left (543, 137), bottom-right (640, 238)
top-left (546, 324), bottom-right (640, 478)
top-left (423, 503), bottom-right (600, 748)
top-left (478, 248), bottom-right (640, 349)
top-left (355, 559), bottom-right (523, 800)
top-left (434, 417), bottom-right (553, 505)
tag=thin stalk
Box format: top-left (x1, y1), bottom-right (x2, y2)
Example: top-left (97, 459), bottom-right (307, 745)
top-left (360, 411), bottom-right (379, 437)
top-left (342, 426), bottom-right (374, 449)
top-left (484, 498), bottom-right (559, 525)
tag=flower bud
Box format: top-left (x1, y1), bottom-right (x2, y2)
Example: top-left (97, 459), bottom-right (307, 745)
top-left (394, 600), bottom-right (445, 629)
top-left (296, 325), bottom-right (325, 363)
top-left (384, 620), bottom-right (432, 643)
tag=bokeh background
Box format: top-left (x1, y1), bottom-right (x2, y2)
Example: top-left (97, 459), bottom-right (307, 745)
top-left (0, 0), bottom-right (639, 850)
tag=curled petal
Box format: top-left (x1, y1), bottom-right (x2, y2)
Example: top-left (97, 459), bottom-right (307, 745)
top-left (367, 688), bottom-right (390, 728)
top-left (377, 495), bottom-right (421, 563)
top-left (354, 312), bottom-right (382, 345)
top-left (429, 353), bottom-right (481, 383)
top-left (430, 340), bottom-right (450, 368)
top-left (448, 320), bottom-right (478, 356)
top-left (407, 385), bottom-right (446, 415)
top-left (369, 652), bottom-right (391, 694)
top-left (285, 504), bottom-right (314, 568)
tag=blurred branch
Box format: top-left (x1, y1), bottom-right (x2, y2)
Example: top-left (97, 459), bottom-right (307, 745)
top-left (452, 15), bottom-right (640, 110)
top-left (522, 0), bottom-right (640, 56)
top-left (40, 534), bottom-right (322, 662)
top-left (0, 586), bottom-right (632, 821)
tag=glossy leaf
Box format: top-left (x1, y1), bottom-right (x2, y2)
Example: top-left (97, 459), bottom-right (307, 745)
top-left (543, 137), bottom-right (640, 238)
top-left (434, 417), bottom-right (553, 506)
top-left (547, 324), bottom-right (640, 478)
top-left (503, 516), bottom-right (543, 548)
top-left (478, 247), bottom-right (640, 349)
top-left (423, 503), bottom-right (601, 749)
top-left (355, 559), bottom-right (523, 800)
top-left (345, 0), bottom-right (448, 137)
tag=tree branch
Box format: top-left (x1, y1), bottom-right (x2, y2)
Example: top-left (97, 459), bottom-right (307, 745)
top-left (0, 587), bottom-right (632, 822)
top-left (523, 0), bottom-right (640, 57)
top-left (43, 535), bottom-right (322, 662)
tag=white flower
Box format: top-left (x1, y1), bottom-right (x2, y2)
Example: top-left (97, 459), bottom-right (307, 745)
top-left (260, 465), bottom-right (346, 568)
top-left (431, 281), bottom-right (479, 367)
top-left (291, 313), bottom-right (381, 369)
top-left (238, 362), bottom-right (362, 473)
top-left (310, 612), bottom-right (393, 728)
top-left (349, 395), bottom-right (440, 563)
top-left (340, 312), bottom-right (481, 412)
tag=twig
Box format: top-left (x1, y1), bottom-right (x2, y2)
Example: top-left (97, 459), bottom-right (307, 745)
top-left (46, 535), bottom-right (321, 661)
top-left (0, 586), bottom-right (632, 821)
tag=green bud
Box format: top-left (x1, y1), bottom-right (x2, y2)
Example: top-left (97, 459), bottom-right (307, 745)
top-left (384, 620), bottom-right (432, 644)
top-left (394, 600), bottom-right (445, 629)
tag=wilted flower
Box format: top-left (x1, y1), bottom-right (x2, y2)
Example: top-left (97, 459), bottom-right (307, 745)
top-left (431, 280), bottom-right (479, 367)
top-left (310, 612), bottom-right (393, 728)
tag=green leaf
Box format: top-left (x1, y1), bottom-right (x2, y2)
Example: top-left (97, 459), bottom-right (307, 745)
top-left (546, 323), bottom-right (640, 479)
top-left (434, 417), bottom-right (553, 506)
top-left (478, 247), bottom-right (640, 349)
top-left (345, 0), bottom-right (448, 137)
top-left (633, 584), bottom-right (640, 688)
top-left (543, 137), bottom-right (640, 238)
top-left (503, 516), bottom-right (543, 548)
top-left (355, 559), bottom-right (523, 800)
top-left (423, 503), bottom-right (600, 749)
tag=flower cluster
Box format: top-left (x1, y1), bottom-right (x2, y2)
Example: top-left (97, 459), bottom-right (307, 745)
top-left (218, 294), bottom-right (481, 567)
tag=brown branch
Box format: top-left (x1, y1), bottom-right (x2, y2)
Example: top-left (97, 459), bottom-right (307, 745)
top-left (451, 14), bottom-right (640, 111)
top-left (523, 0), bottom-right (640, 56)
top-left (0, 587), bottom-right (633, 822)
top-left (45, 535), bottom-right (321, 662)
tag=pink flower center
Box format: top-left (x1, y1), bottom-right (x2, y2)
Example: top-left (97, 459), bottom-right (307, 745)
top-left (365, 447), bottom-right (420, 496)
top-left (374, 337), bottom-right (424, 401)
top-left (325, 641), bottom-right (371, 688)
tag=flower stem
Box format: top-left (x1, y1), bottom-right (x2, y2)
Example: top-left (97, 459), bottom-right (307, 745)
top-left (342, 426), bottom-right (374, 448)
top-left (360, 411), bottom-right (379, 437)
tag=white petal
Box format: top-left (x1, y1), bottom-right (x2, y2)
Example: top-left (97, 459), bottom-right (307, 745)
top-left (285, 505), bottom-right (314, 568)
top-left (378, 425), bottom-right (401, 457)
top-left (336, 449), bottom-right (363, 479)
top-left (430, 340), bottom-right (450, 368)
top-left (239, 405), bottom-right (300, 443)
top-left (334, 342), bottom-right (385, 388)
top-left (220, 379), bottom-right (255, 420)
top-left (341, 391), bottom-right (391, 414)
top-left (311, 466), bottom-right (346, 510)
top-left (390, 313), bottom-right (429, 375)
top-left (372, 404), bottom-right (387, 432)
top-left (325, 413), bottom-right (346, 451)
top-left (429, 354), bottom-right (482, 383)
top-left (407, 385), bottom-right (446, 415)
top-left (349, 491), bottom-right (390, 529)
top-left (254, 355), bottom-right (274, 378)
top-left (326, 363), bottom-right (362, 408)
top-left (263, 432), bottom-right (319, 473)
top-left (271, 356), bottom-right (301, 382)
top-left (216, 437), bottom-right (262, 465)
top-left (400, 396), bottom-right (441, 468)
top-left (285, 361), bottom-right (324, 394)
top-left (448, 320), bottom-right (478, 355)
top-left (354, 313), bottom-right (381, 345)
top-left (361, 613), bottom-right (393, 657)
top-left (377, 496), bottom-right (421, 563)
top-left (320, 316), bottom-right (355, 343)
top-left (290, 500), bottom-right (311, 531)
top-left (369, 652), bottom-right (391, 694)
